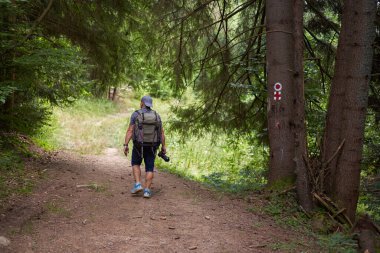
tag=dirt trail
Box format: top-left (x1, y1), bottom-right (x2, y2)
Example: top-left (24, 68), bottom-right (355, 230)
top-left (0, 149), bottom-right (316, 252)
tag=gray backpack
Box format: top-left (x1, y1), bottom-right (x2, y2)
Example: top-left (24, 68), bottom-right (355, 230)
top-left (133, 109), bottom-right (161, 146)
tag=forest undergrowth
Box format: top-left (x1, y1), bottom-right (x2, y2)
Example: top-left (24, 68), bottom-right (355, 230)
top-left (32, 90), bottom-right (268, 193)
top-left (1, 91), bottom-right (371, 251)
top-left (28, 90), bottom-right (363, 252)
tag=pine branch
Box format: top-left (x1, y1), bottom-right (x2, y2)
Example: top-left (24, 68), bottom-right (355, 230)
top-left (163, 0), bottom-right (257, 41)
top-left (305, 0), bottom-right (340, 34)
top-left (1, 0), bottom-right (54, 56)
top-left (303, 32), bottom-right (333, 83)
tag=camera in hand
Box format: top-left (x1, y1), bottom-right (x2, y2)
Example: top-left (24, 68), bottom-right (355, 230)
top-left (158, 151), bottom-right (170, 162)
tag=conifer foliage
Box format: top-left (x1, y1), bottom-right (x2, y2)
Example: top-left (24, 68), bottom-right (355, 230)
top-left (0, 0), bottom-right (143, 132)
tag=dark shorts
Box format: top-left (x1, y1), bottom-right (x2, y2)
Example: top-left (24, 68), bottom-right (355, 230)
top-left (131, 145), bottom-right (158, 172)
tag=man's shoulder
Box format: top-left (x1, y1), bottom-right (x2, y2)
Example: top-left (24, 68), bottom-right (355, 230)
top-left (131, 110), bottom-right (140, 117)
top-left (129, 110), bottom-right (141, 125)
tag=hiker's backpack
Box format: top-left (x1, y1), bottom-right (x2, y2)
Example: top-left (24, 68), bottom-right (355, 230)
top-left (133, 109), bottom-right (161, 146)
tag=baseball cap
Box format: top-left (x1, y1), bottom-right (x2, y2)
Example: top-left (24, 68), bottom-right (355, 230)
top-left (141, 95), bottom-right (153, 108)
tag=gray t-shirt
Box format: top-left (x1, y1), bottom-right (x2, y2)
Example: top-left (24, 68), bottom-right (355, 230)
top-left (129, 107), bottom-right (162, 127)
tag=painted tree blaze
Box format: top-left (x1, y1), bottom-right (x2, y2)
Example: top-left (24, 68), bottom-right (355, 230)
top-left (274, 82), bottom-right (283, 101)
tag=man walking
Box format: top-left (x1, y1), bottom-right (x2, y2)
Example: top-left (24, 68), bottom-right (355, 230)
top-left (123, 95), bottom-right (166, 198)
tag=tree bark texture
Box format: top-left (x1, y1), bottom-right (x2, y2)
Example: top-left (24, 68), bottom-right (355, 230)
top-left (293, 0), bottom-right (313, 212)
top-left (266, 0), bottom-right (296, 185)
top-left (324, 0), bottom-right (377, 221)
top-left (322, 0), bottom-right (355, 195)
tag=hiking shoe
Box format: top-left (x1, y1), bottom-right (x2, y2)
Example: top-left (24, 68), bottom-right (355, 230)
top-left (131, 183), bottom-right (143, 194)
top-left (143, 188), bottom-right (151, 198)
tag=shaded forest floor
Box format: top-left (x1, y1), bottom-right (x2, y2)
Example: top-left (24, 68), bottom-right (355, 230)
top-left (0, 148), bottom-right (320, 252)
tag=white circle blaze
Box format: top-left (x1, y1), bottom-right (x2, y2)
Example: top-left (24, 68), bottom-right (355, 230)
top-left (274, 82), bottom-right (282, 91)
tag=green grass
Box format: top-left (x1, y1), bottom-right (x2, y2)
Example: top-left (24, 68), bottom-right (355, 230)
top-left (156, 133), bottom-right (267, 192)
top-left (0, 135), bottom-right (39, 205)
top-left (33, 97), bottom-right (135, 154)
top-left (317, 233), bottom-right (357, 253)
top-left (33, 91), bottom-right (268, 193)
top-left (246, 191), bottom-right (359, 252)
top-left (87, 182), bottom-right (107, 192)
top-left (152, 96), bottom-right (268, 193)
top-left (249, 192), bottom-right (312, 231)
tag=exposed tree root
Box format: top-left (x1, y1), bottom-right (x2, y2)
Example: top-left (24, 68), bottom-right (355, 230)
top-left (312, 193), bottom-right (353, 227)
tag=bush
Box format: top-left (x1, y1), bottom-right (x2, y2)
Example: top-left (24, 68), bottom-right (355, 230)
top-left (1, 34), bottom-right (91, 136)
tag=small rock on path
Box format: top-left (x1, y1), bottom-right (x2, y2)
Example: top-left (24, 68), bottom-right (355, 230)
top-left (0, 236), bottom-right (10, 247)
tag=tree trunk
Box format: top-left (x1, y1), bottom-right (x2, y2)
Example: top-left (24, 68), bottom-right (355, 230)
top-left (108, 86), bottom-right (112, 100)
top-left (266, 0), bottom-right (296, 185)
top-left (293, 0), bottom-right (313, 212)
top-left (322, 0), bottom-right (352, 195)
top-left (324, 0), bottom-right (377, 221)
top-left (111, 87), bottom-right (117, 101)
top-left (4, 0), bottom-right (17, 113)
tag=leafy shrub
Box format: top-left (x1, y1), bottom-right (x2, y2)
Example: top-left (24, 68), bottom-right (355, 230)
top-left (1, 33), bottom-right (91, 135)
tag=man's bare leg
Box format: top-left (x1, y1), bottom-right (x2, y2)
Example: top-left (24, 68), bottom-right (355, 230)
top-left (145, 172), bottom-right (154, 189)
top-left (131, 165), bottom-right (144, 194)
top-left (132, 165), bottom-right (142, 183)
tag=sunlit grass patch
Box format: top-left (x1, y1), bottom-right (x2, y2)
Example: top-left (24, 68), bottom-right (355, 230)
top-left (33, 90), bottom-right (268, 194)
top-left (157, 132), bottom-right (267, 193)
top-left (33, 97), bottom-right (136, 154)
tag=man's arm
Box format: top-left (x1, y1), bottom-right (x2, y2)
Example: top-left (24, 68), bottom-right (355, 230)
top-left (124, 124), bottom-right (134, 145)
top-left (123, 124), bottom-right (134, 156)
top-left (124, 111), bottom-right (138, 156)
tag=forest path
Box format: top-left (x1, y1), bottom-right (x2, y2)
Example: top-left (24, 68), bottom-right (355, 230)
top-left (0, 150), bottom-right (315, 252)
